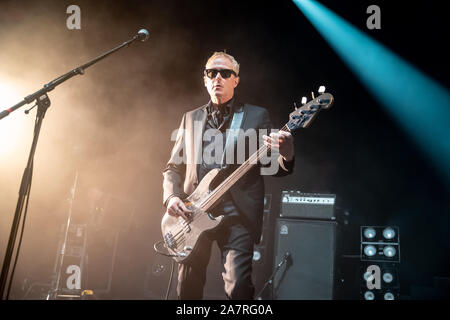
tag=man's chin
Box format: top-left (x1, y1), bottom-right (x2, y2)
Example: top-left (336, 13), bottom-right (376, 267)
top-left (210, 91), bottom-right (233, 103)
top-left (211, 92), bottom-right (223, 100)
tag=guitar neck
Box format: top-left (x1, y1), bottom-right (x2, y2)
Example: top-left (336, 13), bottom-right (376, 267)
top-left (199, 124), bottom-right (289, 211)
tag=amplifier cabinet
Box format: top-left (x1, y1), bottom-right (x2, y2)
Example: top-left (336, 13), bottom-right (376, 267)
top-left (273, 218), bottom-right (337, 299)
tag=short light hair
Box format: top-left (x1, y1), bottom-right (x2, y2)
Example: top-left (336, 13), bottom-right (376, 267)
top-left (205, 51), bottom-right (240, 75)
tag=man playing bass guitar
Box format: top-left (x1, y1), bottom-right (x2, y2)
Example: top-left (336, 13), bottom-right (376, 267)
top-left (162, 51), bottom-right (295, 300)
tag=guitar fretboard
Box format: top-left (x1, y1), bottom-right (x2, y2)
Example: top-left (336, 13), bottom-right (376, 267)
top-left (198, 124), bottom-right (289, 211)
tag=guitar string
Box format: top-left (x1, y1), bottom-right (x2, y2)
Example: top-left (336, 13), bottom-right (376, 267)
top-left (197, 124), bottom-right (289, 211)
top-left (170, 125), bottom-right (292, 251)
top-left (167, 99), bottom-right (331, 253)
top-left (169, 142), bottom-right (272, 248)
top-left (170, 138), bottom-right (274, 245)
top-left (169, 124), bottom-right (290, 248)
top-left (169, 125), bottom-right (290, 249)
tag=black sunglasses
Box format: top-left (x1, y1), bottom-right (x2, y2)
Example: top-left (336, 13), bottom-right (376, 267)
top-left (204, 69), bottom-right (237, 79)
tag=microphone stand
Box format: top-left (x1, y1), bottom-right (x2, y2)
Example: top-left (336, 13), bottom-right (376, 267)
top-left (255, 252), bottom-right (291, 300)
top-left (0, 30), bottom-right (148, 300)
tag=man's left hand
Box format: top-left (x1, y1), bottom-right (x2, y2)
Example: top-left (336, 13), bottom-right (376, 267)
top-left (263, 131), bottom-right (294, 162)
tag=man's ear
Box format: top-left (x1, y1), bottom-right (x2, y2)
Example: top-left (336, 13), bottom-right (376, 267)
top-left (234, 76), bottom-right (240, 88)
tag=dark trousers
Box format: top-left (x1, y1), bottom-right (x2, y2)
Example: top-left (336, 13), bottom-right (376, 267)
top-left (177, 216), bottom-right (255, 300)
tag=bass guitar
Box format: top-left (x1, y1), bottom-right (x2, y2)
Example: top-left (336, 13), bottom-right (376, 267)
top-left (161, 87), bottom-right (334, 263)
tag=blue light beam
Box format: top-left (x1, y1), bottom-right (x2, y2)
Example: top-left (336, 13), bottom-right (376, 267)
top-left (293, 0), bottom-right (450, 184)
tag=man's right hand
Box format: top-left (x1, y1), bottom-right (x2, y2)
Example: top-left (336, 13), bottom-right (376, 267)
top-left (166, 196), bottom-right (193, 221)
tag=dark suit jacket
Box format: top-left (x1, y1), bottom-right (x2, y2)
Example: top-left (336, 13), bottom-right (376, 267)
top-left (162, 100), bottom-right (294, 243)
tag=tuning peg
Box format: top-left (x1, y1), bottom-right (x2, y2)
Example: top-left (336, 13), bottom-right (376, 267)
top-left (293, 102), bottom-right (298, 110)
top-left (311, 92), bottom-right (315, 99)
top-left (301, 97), bottom-right (307, 105)
top-left (318, 85), bottom-right (326, 94)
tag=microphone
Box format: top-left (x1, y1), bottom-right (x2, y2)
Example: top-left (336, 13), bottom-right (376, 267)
top-left (284, 251), bottom-right (292, 266)
top-left (137, 28), bottom-right (150, 42)
top-left (276, 251), bottom-right (291, 269)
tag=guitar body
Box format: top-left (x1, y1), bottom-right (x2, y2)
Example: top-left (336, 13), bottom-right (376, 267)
top-left (161, 168), bottom-right (225, 263)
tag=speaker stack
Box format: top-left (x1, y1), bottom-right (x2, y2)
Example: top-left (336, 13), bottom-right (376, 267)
top-left (360, 226), bottom-right (400, 300)
top-left (271, 191), bottom-right (337, 300)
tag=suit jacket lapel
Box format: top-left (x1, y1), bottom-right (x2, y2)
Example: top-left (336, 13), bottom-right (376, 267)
top-left (191, 105), bottom-right (207, 183)
top-left (189, 101), bottom-right (247, 183)
top-left (237, 103), bottom-right (248, 130)
top-left (221, 102), bottom-right (247, 166)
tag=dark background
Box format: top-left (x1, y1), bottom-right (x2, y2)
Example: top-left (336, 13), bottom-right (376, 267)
top-left (0, 0), bottom-right (448, 299)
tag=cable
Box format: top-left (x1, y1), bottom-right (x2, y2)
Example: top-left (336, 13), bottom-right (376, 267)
top-left (153, 240), bottom-right (177, 300)
top-left (153, 240), bottom-right (181, 258)
top-left (165, 259), bottom-right (175, 300)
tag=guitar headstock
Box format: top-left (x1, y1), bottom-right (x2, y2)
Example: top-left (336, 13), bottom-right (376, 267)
top-left (287, 86), bottom-right (334, 132)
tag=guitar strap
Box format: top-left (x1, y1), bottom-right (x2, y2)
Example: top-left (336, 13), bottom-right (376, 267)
top-left (221, 106), bottom-right (244, 168)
